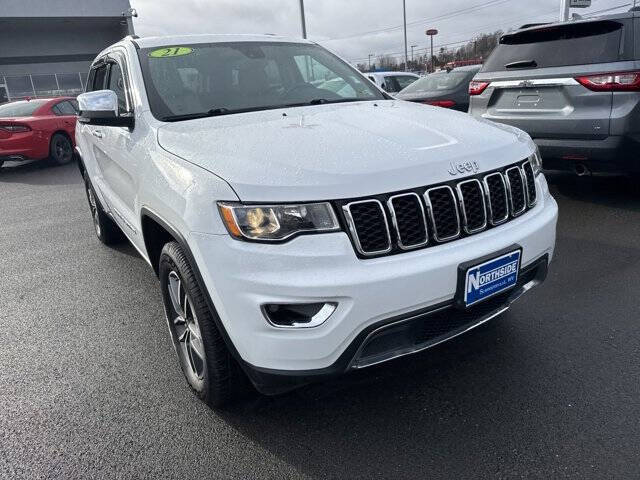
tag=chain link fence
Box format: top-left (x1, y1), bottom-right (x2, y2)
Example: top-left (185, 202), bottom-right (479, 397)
top-left (0, 72), bottom-right (88, 102)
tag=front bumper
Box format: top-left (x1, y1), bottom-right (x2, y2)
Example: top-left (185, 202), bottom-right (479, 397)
top-left (189, 176), bottom-right (558, 391)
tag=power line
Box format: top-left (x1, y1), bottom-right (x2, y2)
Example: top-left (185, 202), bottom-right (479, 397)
top-left (323, 0), bottom-right (512, 42)
top-left (343, 6), bottom-right (559, 62)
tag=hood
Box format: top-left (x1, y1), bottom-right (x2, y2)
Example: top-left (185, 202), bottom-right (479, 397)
top-left (157, 100), bottom-right (534, 202)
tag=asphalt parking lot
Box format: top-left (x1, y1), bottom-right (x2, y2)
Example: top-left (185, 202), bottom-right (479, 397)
top-left (1, 160), bottom-right (639, 479)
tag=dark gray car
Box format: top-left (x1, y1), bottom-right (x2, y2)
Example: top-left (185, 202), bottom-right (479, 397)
top-left (396, 65), bottom-right (481, 112)
top-left (469, 11), bottom-right (640, 176)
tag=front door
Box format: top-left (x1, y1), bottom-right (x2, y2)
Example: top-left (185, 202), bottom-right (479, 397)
top-left (94, 53), bottom-right (143, 249)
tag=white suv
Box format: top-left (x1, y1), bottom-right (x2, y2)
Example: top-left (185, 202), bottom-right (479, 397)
top-left (76, 34), bottom-right (558, 407)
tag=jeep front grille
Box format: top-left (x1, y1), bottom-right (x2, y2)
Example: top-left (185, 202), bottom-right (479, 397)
top-left (338, 160), bottom-right (538, 258)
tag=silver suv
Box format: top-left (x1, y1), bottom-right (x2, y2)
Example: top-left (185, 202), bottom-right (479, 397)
top-left (469, 11), bottom-right (640, 176)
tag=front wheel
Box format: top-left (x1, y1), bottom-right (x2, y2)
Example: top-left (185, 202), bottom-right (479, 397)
top-left (159, 241), bottom-right (247, 407)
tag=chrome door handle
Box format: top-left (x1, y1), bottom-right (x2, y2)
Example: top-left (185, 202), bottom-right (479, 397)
top-left (92, 130), bottom-right (103, 139)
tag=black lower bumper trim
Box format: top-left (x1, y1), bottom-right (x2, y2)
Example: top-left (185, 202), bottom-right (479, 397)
top-left (242, 254), bottom-right (549, 395)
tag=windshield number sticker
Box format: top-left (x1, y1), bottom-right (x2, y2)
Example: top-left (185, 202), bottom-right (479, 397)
top-left (149, 47), bottom-right (193, 58)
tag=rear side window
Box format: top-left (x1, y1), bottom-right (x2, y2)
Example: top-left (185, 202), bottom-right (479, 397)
top-left (394, 75), bottom-right (417, 91)
top-left (482, 20), bottom-right (632, 72)
top-left (0, 100), bottom-right (47, 117)
top-left (53, 101), bottom-right (78, 116)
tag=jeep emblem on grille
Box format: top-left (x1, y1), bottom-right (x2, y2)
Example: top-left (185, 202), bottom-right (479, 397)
top-left (448, 161), bottom-right (479, 176)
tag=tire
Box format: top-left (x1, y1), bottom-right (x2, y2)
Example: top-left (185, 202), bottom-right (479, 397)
top-left (50, 133), bottom-right (74, 165)
top-left (83, 171), bottom-right (124, 245)
top-left (159, 241), bottom-right (247, 407)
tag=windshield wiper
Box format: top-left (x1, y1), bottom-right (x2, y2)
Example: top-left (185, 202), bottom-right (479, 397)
top-left (162, 107), bottom-right (246, 122)
top-left (504, 59), bottom-right (537, 69)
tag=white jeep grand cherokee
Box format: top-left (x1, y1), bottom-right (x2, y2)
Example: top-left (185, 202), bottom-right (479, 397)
top-left (76, 34), bottom-right (558, 407)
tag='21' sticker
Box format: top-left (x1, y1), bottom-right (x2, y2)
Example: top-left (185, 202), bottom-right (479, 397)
top-left (149, 47), bottom-right (193, 58)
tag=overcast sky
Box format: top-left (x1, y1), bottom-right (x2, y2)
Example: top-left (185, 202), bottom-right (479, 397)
top-left (129, 0), bottom-right (635, 64)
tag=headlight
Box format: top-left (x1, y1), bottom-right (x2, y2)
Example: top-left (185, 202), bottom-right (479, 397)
top-left (218, 202), bottom-right (340, 241)
top-left (530, 146), bottom-right (543, 176)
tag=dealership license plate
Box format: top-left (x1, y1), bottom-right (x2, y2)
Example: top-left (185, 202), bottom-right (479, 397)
top-left (463, 250), bottom-right (521, 307)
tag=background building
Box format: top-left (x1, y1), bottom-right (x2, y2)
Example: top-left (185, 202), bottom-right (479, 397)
top-left (0, 0), bottom-right (135, 103)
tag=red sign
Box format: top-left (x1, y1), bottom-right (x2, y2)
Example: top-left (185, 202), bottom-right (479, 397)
top-left (426, 29), bottom-right (438, 36)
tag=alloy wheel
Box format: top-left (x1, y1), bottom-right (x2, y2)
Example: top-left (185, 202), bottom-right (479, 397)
top-left (167, 271), bottom-right (206, 382)
top-left (54, 137), bottom-right (72, 163)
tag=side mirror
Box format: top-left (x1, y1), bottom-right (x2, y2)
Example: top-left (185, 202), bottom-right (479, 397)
top-left (78, 90), bottom-right (133, 128)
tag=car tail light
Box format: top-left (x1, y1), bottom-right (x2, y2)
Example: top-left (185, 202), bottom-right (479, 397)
top-left (0, 124), bottom-right (31, 132)
top-left (423, 100), bottom-right (456, 108)
top-left (575, 71), bottom-right (640, 91)
top-left (469, 81), bottom-right (490, 96)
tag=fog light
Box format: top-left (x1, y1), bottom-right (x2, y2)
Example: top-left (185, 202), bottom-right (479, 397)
top-left (262, 302), bottom-right (337, 328)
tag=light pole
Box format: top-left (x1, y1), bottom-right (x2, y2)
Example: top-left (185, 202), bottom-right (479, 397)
top-left (426, 29), bottom-right (438, 73)
top-left (402, 0), bottom-right (408, 71)
top-left (559, 0), bottom-right (570, 21)
top-left (368, 53), bottom-right (375, 71)
top-left (299, 0), bottom-right (307, 38)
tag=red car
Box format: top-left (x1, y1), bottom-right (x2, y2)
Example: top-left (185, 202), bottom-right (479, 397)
top-left (0, 97), bottom-right (79, 169)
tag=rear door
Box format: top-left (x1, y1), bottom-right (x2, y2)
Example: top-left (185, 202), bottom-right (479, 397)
top-left (51, 100), bottom-right (78, 138)
top-left (470, 19), bottom-right (635, 140)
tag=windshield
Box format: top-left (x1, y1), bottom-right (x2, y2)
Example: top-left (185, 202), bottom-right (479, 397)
top-left (0, 100), bottom-right (47, 117)
top-left (138, 41), bottom-right (386, 121)
top-left (400, 71), bottom-right (470, 94)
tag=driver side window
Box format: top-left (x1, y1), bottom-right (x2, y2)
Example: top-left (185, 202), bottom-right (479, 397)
top-left (107, 62), bottom-right (128, 114)
top-left (91, 64), bottom-right (108, 92)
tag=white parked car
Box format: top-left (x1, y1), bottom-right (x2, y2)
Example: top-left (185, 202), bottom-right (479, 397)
top-left (366, 71), bottom-right (419, 93)
top-left (76, 34), bottom-right (558, 407)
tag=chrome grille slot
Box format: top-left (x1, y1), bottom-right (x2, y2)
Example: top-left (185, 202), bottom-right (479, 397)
top-left (339, 160), bottom-right (534, 258)
top-left (483, 172), bottom-right (509, 225)
top-left (343, 200), bottom-right (391, 256)
top-left (387, 193), bottom-right (428, 250)
top-left (505, 166), bottom-right (527, 216)
top-left (456, 179), bottom-right (487, 234)
top-left (424, 186), bottom-right (460, 242)
top-left (521, 160), bottom-right (537, 207)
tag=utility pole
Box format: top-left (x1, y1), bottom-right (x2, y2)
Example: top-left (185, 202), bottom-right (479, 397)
top-left (368, 53), bottom-right (375, 71)
top-left (559, 0), bottom-right (570, 22)
top-left (403, 0), bottom-right (408, 71)
top-left (411, 45), bottom-right (417, 65)
top-left (299, 0), bottom-right (307, 38)
top-left (426, 29), bottom-right (438, 73)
